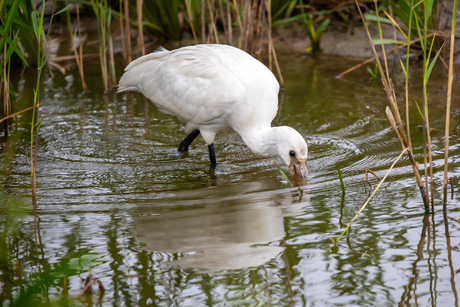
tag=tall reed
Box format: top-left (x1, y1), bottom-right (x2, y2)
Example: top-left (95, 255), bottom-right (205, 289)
top-left (355, 0), bottom-right (429, 209)
top-left (0, 0), bottom-right (33, 134)
top-left (124, 0), bottom-right (132, 62)
top-left (443, 0), bottom-right (457, 209)
top-left (30, 1), bottom-right (69, 195)
top-left (66, 2), bottom-right (87, 91)
top-left (137, 0), bottom-right (145, 55)
top-left (90, 0), bottom-right (110, 92)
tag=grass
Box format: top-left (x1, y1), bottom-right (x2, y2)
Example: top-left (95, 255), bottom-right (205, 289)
top-left (356, 0), bottom-right (430, 210)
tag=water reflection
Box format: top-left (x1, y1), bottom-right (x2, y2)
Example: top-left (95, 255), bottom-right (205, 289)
top-left (135, 201), bottom-right (285, 272)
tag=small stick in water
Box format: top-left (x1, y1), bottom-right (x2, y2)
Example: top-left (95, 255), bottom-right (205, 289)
top-left (337, 165), bottom-right (345, 193)
top-left (365, 169), bottom-right (381, 187)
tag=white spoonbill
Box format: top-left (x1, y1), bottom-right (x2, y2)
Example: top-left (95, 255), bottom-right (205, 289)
top-left (117, 44), bottom-right (308, 177)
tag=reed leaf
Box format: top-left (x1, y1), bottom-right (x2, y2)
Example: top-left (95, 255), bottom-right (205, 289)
top-left (425, 43), bottom-right (444, 83)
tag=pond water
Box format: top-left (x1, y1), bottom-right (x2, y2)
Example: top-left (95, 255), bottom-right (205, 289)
top-left (1, 51), bottom-right (459, 306)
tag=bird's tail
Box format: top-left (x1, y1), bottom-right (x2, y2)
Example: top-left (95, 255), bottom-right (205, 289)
top-left (117, 46), bottom-right (169, 93)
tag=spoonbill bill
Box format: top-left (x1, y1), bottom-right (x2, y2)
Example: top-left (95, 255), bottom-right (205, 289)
top-left (117, 44), bottom-right (308, 177)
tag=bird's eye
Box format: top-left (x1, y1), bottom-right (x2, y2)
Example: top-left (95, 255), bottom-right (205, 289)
top-left (289, 150), bottom-right (295, 157)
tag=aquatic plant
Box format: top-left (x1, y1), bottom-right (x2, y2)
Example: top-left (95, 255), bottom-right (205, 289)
top-left (443, 0), bottom-right (457, 209)
top-left (0, 0), bottom-right (35, 134)
top-left (65, 1), bottom-right (88, 91)
top-left (30, 1), bottom-right (69, 195)
top-left (90, 0), bottom-right (110, 92)
top-left (366, 64), bottom-right (380, 78)
top-left (354, 0), bottom-right (457, 210)
top-left (299, 0), bottom-right (330, 52)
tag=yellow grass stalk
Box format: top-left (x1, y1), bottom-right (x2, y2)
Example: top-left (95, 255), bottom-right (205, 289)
top-left (335, 148), bottom-right (408, 242)
top-left (185, 0), bottom-right (198, 44)
top-left (443, 0), bottom-right (457, 209)
top-left (206, 0), bottom-right (219, 43)
top-left (355, 0), bottom-right (428, 208)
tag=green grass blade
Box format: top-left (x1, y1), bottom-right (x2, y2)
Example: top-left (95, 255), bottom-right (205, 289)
top-left (414, 100), bottom-right (424, 119)
top-left (424, 0), bottom-right (434, 22)
top-left (426, 44), bottom-right (444, 83)
top-left (399, 58), bottom-right (407, 77)
top-left (414, 14), bottom-right (424, 51)
top-left (54, 4), bottom-right (71, 16)
top-left (315, 18), bottom-right (330, 37)
top-left (3, 0), bottom-right (20, 32)
top-left (364, 14), bottom-right (393, 24)
top-left (367, 67), bottom-right (375, 77)
top-left (5, 34), bottom-right (29, 66)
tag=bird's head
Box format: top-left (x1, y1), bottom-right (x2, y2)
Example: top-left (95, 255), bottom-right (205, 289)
top-left (273, 127), bottom-right (308, 178)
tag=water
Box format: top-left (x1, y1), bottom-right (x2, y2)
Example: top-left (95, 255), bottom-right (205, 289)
top-left (1, 52), bottom-right (459, 306)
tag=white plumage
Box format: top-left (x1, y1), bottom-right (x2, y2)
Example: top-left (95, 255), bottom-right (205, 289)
top-left (118, 44), bottom-right (308, 176)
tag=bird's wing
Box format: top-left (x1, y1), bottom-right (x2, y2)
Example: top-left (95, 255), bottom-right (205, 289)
top-left (118, 46), bottom-right (247, 126)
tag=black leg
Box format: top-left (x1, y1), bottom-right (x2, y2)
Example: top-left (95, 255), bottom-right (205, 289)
top-left (208, 143), bottom-right (216, 166)
top-left (177, 129), bottom-right (200, 153)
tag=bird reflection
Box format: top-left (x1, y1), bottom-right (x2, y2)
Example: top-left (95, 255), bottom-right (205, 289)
top-left (134, 201), bottom-right (285, 272)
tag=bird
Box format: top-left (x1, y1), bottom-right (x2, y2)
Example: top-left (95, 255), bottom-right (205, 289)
top-left (117, 44), bottom-right (308, 177)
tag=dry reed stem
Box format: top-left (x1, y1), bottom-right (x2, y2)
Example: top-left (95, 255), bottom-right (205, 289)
top-left (443, 0), bottom-right (457, 209)
top-left (48, 60), bottom-right (65, 74)
top-left (404, 0), bottom-right (414, 150)
top-left (423, 65), bottom-right (434, 207)
top-left (201, 0), bottom-right (206, 43)
top-left (124, 0), bottom-right (132, 62)
top-left (109, 31), bottom-right (116, 86)
top-left (336, 148), bottom-right (408, 242)
top-left (52, 53), bottom-right (99, 62)
top-left (137, 0), bottom-right (145, 55)
top-left (365, 169), bottom-right (381, 183)
top-left (355, 0), bottom-right (428, 208)
top-left (266, 0), bottom-right (272, 70)
top-left (450, 177), bottom-right (454, 200)
top-left (336, 34), bottom-right (433, 78)
top-left (227, 0), bottom-right (232, 45)
top-left (217, 0), bottom-right (228, 44)
top-left (422, 119), bottom-right (430, 202)
top-left (185, 0), bottom-right (198, 43)
top-left (386, 107), bottom-right (405, 149)
top-left (271, 40), bottom-right (284, 87)
top-left (119, 0), bottom-right (127, 62)
top-left (373, 1), bottom-right (390, 81)
top-left (0, 104), bottom-right (41, 124)
top-left (76, 6), bottom-right (87, 91)
top-left (206, 0), bottom-right (219, 44)
top-left (233, 0), bottom-right (244, 48)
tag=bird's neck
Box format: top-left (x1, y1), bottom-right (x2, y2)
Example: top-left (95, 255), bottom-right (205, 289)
top-left (237, 126), bottom-right (281, 157)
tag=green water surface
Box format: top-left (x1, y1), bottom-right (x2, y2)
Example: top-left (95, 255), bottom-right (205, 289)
top-left (1, 51), bottom-right (459, 306)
